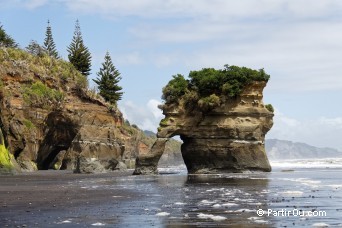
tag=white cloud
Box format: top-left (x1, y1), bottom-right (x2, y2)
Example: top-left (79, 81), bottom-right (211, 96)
top-left (147, 99), bottom-right (163, 119)
top-left (1, 0), bottom-right (48, 9)
top-left (25, 0), bottom-right (47, 9)
top-left (132, 19), bottom-right (342, 91)
top-left (319, 117), bottom-right (342, 129)
top-left (5, 0), bottom-right (342, 91)
top-left (268, 110), bottom-right (342, 150)
top-left (119, 99), bottom-right (162, 132)
top-left (60, 0), bottom-right (342, 20)
top-left (112, 52), bottom-right (144, 66)
top-left (59, 0), bottom-right (341, 92)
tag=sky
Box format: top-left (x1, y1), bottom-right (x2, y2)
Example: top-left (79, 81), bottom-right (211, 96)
top-left (1, 0), bottom-right (342, 150)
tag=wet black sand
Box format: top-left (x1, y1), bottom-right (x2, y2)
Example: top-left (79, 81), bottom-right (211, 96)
top-left (0, 168), bottom-right (341, 227)
top-left (0, 171), bottom-right (137, 227)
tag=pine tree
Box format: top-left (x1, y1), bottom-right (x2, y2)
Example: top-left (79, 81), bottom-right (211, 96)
top-left (93, 52), bottom-right (123, 105)
top-left (43, 20), bottom-right (58, 58)
top-left (0, 24), bottom-right (18, 48)
top-left (67, 20), bottom-right (91, 77)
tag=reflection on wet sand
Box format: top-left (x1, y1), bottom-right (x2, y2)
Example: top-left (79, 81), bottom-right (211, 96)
top-left (0, 168), bottom-right (341, 227)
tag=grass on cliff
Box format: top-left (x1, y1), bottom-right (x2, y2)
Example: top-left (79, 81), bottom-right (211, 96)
top-left (0, 48), bottom-right (119, 112)
top-left (23, 81), bottom-right (65, 109)
top-left (161, 65), bottom-right (271, 112)
top-left (0, 48), bottom-right (88, 93)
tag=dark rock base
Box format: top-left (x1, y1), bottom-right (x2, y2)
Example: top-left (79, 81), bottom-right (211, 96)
top-left (181, 138), bottom-right (271, 174)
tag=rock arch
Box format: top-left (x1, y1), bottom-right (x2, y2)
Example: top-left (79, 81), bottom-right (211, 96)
top-left (134, 82), bottom-right (273, 175)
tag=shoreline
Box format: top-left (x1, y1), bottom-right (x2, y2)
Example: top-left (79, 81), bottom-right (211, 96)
top-left (1, 168), bottom-right (341, 227)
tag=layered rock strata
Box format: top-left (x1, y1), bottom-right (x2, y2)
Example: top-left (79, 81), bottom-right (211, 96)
top-left (134, 82), bottom-right (273, 174)
top-left (0, 48), bottom-right (155, 173)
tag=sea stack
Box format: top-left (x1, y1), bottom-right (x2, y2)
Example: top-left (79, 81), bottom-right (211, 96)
top-left (134, 66), bottom-right (274, 174)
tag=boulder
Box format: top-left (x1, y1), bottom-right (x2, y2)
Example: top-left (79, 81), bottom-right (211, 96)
top-left (74, 156), bottom-right (106, 174)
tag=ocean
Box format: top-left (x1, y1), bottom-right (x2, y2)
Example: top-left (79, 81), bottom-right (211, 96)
top-left (1, 158), bottom-right (342, 227)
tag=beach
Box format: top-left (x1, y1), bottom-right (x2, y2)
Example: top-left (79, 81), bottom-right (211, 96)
top-left (1, 161), bottom-right (342, 227)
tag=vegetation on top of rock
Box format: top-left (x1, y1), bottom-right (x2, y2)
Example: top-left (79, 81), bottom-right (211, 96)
top-left (67, 20), bottom-right (92, 77)
top-left (0, 24), bottom-right (18, 48)
top-left (161, 65), bottom-right (271, 112)
top-left (1, 47), bottom-right (86, 83)
top-left (161, 74), bottom-right (188, 104)
top-left (0, 47), bottom-right (124, 116)
top-left (0, 21), bottom-right (125, 108)
top-left (93, 51), bottom-right (123, 105)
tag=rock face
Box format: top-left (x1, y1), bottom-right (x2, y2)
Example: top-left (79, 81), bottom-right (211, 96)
top-left (0, 48), bottom-right (160, 174)
top-left (135, 81), bottom-right (273, 174)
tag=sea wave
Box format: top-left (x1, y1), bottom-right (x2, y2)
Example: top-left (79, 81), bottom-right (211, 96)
top-left (270, 157), bottom-right (342, 168)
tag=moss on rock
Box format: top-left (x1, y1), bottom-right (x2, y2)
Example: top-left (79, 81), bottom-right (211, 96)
top-left (0, 129), bottom-right (15, 174)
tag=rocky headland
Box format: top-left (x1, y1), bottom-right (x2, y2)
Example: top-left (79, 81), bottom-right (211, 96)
top-left (134, 66), bottom-right (274, 174)
top-left (0, 48), bottom-right (179, 174)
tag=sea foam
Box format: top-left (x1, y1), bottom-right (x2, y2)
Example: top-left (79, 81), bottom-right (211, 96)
top-left (156, 212), bottom-right (170, 216)
top-left (197, 213), bottom-right (226, 221)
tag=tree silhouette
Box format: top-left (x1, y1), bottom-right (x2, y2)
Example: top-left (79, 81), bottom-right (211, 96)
top-left (0, 23), bottom-right (18, 48)
top-left (93, 52), bottom-right (123, 104)
top-left (67, 20), bottom-right (91, 77)
top-left (43, 20), bottom-right (58, 58)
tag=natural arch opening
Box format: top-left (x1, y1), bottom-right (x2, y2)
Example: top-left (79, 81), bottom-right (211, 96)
top-left (157, 136), bottom-right (186, 173)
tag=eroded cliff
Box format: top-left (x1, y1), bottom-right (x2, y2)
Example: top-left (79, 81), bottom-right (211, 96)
top-left (134, 66), bottom-right (274, 174)
top-left (0, 48), bottom-right (166, 174)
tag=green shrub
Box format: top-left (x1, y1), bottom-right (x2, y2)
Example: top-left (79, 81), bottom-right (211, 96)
top-left (162, 74), bottom-right (188, 104)
top-left (265, 104), bottom-right (274, 113)
top-left (198, 94), bottom-right (221, 112)
top-left (189, 65), bottom-right (269, 98)
top-left (6, 48), bottom-right (31, 61)
top-left (160, 118), bottom-right (169, 126)
top-left (161, 65), bottom-right (270, 110)
top-left (182, 90), bottom-right (199, 110)
top-left (121, 124), bottom-right (135, 136)
top-left (75, 74), bottom-right (88, 91)
top-left (124, 119), bottom-right (131, 126)
top-left (22, 119), bottom-right (35, 129)
top-left (23, 81), bottom-right (64, 109)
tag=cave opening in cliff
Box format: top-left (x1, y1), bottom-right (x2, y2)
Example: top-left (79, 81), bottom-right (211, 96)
top-left (36, 112), bottom-right (78, 170)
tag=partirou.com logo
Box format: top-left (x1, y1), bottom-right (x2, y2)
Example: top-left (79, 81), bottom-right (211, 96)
top-left (257, 209), bottom-right (327, 217)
